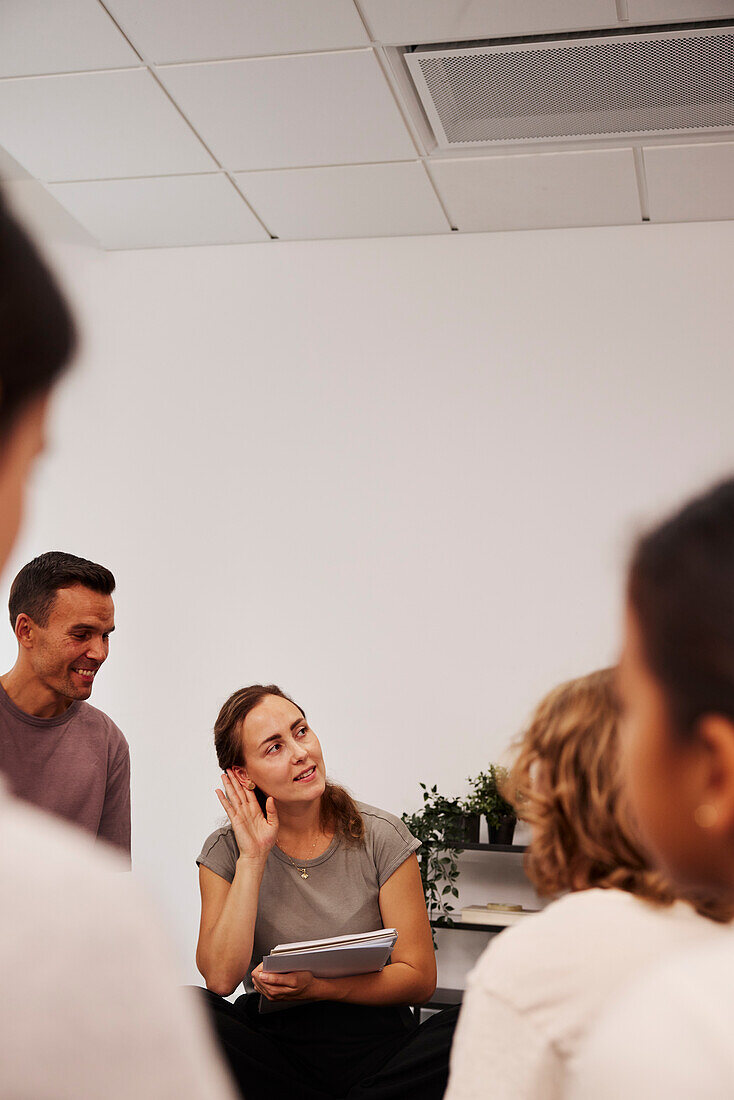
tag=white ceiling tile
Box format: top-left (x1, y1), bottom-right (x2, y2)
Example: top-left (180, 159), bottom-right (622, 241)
top-left (644, 142), bottom-right (734, 224)
top-left (47, 174), bottom-right (269, 249)
top-left (0, 0), bottom-right (139, 77)
top-left (358, 1), bottom-right (618, 45)
top-left (234, 161), bottom-right (449, 240)
top-left (0, 69), bottom-right (216, 181)
top-left (158, 50), bottom-right (416, 171)
top-left (104, 0), bottom-right (369, 64)
top-left (429, 149), bottom-right (641, 232)
top-left (627, 1), bottom-right (734, 20)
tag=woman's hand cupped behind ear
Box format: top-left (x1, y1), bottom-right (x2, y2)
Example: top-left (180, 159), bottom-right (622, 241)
top-left (216, 770), bottom-right (279, 864)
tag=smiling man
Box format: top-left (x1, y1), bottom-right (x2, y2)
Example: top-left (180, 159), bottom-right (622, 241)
top-left (0, 551), bottom-right (129, 860)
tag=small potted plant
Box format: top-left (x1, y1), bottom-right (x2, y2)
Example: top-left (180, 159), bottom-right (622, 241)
top-left (415, 783), bottom-right (480, 845)
top-left (466, 765), bottom-right (517, 845)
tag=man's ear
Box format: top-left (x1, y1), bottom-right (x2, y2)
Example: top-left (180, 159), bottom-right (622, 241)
top-left (693, 714), bottom-right (734, 835)
top-left (232, 765), bottom-right (255, 791)
top-left (14, 613), bottom-right (34, 650)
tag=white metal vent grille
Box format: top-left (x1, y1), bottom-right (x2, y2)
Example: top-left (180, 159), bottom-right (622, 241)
top-left (405, 25), bottom-right (734, 148)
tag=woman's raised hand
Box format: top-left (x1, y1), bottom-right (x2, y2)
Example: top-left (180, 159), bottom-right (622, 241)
top-left (216, 770), bottom-right (279, 864)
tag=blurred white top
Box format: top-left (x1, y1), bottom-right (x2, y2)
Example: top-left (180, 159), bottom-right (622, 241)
top-left (0, 777), bottom-right (236, 1100)
top-left (445, 887), bottom-right (732, 1100)
top-left (570, 932), bottom-right (734, 1099)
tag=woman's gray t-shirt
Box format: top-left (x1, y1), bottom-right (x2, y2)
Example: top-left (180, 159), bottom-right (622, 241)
top-left (197, 801), bottom-right (420, 992)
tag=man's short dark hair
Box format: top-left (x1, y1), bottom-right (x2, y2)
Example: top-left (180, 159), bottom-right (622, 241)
top-left (9, 552), bottom-right (116, 629)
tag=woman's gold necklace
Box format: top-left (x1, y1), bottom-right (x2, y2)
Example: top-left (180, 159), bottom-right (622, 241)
top-left (280, 834), bottom-right (321, 880)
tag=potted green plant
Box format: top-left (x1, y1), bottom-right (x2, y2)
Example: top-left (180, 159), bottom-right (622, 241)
top-left (418, 785), bottom-right (480, 845)
top-left (466, 765), bottom-right (517, 845)
top-left (402, 783), bottom-right (469, 938)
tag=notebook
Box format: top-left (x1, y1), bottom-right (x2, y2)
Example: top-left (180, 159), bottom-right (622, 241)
top-left (258, 928), bottom-right (398, 1013)
top-left (263, 927), bottom-right (398, 976)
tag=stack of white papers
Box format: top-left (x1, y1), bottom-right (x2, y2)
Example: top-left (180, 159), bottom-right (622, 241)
top-left (263, 927), bottom-right (398, 977)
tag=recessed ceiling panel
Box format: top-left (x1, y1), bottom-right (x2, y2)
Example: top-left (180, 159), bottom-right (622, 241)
top-left (358, 0), bottom-right (618, 45)
top-left (429, 149), bottom-right (640, 232)
top-left (628, 1), bottom-right (734, 20)
top-left (47, 174), bottom-right (270, 249)
top-left (158, 51), bottom-right (417, 170)
top-left (0, 69), bottom-right (216, 181)
top-left (234, 161), bottom-right (449, 240)
top-left (105, 0), bottom-right (369, 63)
top-left (644, 142), bottom-right (734, 223)
top-left (0, 0), bottom-right (139, 77)
top-left (408, 27), bottom-right (734, 149)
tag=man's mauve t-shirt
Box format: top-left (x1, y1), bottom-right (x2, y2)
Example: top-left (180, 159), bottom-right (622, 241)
top-left (0, 682), bottom-right (130, 861)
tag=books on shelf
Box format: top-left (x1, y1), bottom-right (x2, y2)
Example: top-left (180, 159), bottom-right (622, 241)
top-left (461, 904), bottom-right (540, 927)
top-left (262, 927), bottom-right (398, 977)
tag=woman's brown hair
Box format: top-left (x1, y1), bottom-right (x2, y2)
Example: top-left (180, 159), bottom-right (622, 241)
top-left (214, 684), bottom-right (364, 844)
top-left (506, 668), bottom-right (731, 922)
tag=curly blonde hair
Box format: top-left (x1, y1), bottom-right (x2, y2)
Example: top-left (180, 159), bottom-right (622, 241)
top-left (506, 668), bottom-right (731, 922)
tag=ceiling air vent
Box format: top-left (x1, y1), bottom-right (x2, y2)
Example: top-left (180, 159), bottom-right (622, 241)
top-left (404, 23), bottom-right (734, 149)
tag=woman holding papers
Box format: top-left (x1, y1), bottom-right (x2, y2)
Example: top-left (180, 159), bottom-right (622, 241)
top-left (195, 684), bottom-right (455, 1100)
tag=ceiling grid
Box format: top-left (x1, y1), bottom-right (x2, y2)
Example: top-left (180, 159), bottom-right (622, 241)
top-left (0, 0), bottom-right (731, 248)
top-left (90, 0), bottom-right (276, 241)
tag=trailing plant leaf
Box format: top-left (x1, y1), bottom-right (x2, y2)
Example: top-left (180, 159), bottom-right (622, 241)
top-left (402, 783), bottom-right (469, 946)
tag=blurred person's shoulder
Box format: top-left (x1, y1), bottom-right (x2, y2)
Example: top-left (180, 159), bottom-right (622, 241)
top-left (0, 773), bottom-right (144, 952)
top-left (571, 934), bottom-right (734, 1098)
top-left (467, 888), bottom-right (729, 1048)
top-left (1, 772), bottom-right (127, 878)
top-left (608, 931), bottom-right (734, 1020)
top-left (470, 889), bottom-right (646, 983)
top-left (0, 776), bottom-right (236, 1099)
top-left (473, 887), bottom-right (724, 988)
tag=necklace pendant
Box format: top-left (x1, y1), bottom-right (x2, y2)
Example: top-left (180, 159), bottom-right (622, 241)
top-left (300, 869), bottom-right (309, 879)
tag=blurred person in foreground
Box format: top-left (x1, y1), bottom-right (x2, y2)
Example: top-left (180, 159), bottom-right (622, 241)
top-left (572, 477), bottom-right (734, 1098)
top-left (0, 191), bottom-right (235, 1098)
top-left (444, 668), bottom-right (733, 1100)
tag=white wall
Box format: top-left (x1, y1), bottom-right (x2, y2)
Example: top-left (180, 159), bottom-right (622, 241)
top-left (3, 216), bottom-right (733, 988)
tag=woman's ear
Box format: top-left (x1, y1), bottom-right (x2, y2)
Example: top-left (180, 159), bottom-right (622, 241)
top-left (232, 765), bottom-right (256, 791)
top-left (693, 714), bottom-right (734, 835)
